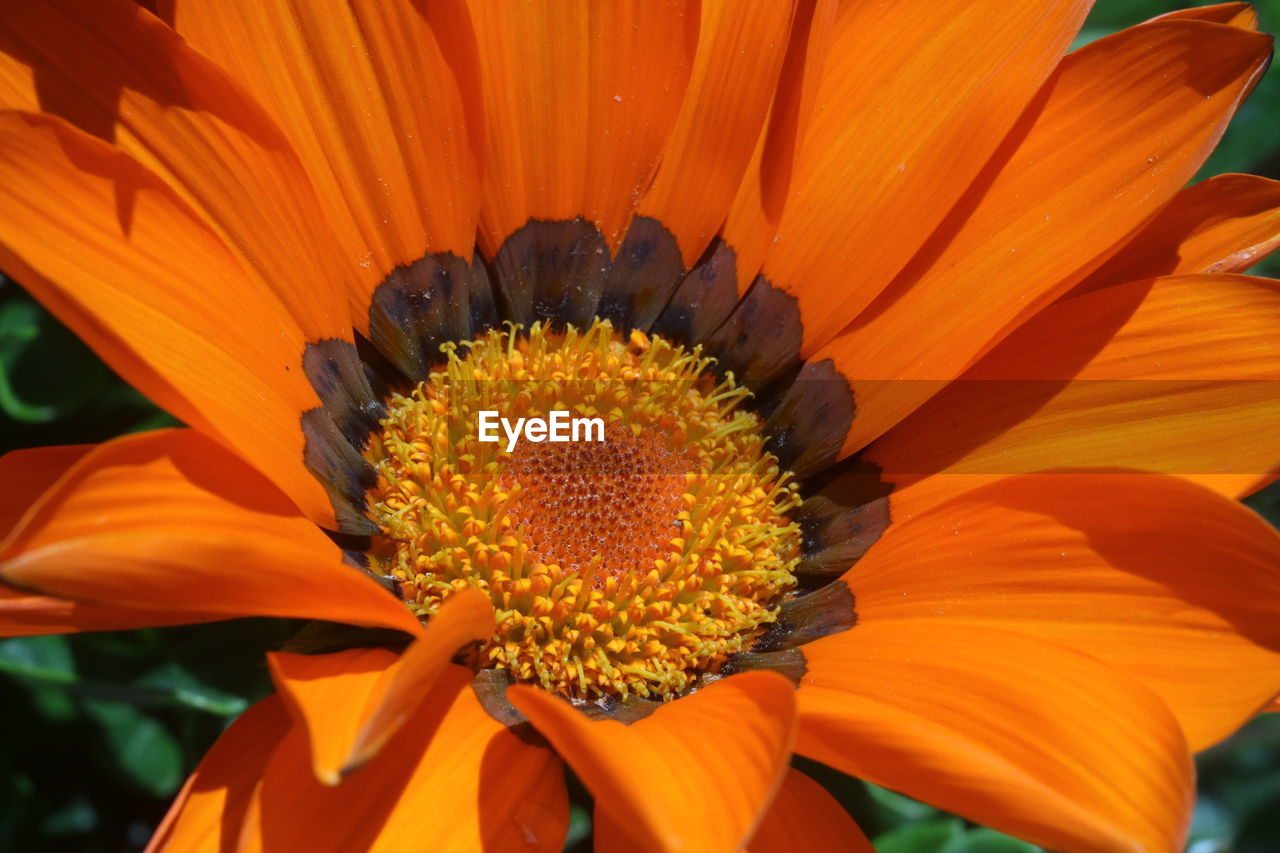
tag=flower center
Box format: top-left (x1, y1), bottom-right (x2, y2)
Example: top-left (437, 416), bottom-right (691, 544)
top-left (363, 319), bottom-right (801, 701)
top-left (503, 426), bottom-right (689, 588)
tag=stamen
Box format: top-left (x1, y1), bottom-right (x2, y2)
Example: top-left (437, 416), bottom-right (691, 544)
top-left (363, 319), bottom-right (801, 701)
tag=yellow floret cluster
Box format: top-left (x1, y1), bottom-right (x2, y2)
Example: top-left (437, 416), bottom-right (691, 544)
top-left (364, 319), bottom-right (801, 700)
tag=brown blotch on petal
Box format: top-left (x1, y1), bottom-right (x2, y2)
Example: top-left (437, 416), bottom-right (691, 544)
top-left (470, 670), bottom-right (561, 744)
top-left (753, 580), bottom-right (856, 653)
top-left (794, 463), bottom-right (892, 580)
top-left (474, 668), bottom-right (663, 728)
top-left (701, 275), bottom-right (803, 389)
top-left (651, 239), bottom-right (741, 349)
top-left (357, 565), bottom-right (402, 597)
top-left (573, 694), bottom-right (663, 725)
top-left (339, 548), bottom-right (370, 571)
top-left (719, 648), bottom-right (807, 686)
top-left (367, 252), bottom-right (479, 381)
top-left (491, 218), bottom-right (611, 330)
top-left (466, 255), bottom-right (500, 337)
top-left (596, 215), bottom-right (686, 333)
top-left (302, 339), bottom-right (385, 449)
top-left (763, 359), bottom-right (855, 479)
top-left (300, 407), bottom-right (378, 535)
top-left (473, 668), bottom-right (527, 727)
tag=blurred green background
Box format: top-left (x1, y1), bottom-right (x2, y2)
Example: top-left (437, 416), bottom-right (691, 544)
top-left (2, 1), bottom-right (1280, 850)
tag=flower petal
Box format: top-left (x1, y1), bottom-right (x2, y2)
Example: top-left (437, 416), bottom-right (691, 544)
top-left (635, 0), bottom-right (795, 267)
top-left (748, 768), bottom-right (873, 852)
top-left (145, 695), bottom-right (290, 853)
top-left (845, 472), bottom-right (1280, 752)
top-left (269, 589), bottom-right (493, 784)
top-left (467, 0), bottom-right (696, 254)
top-left (343, 588), bottom-right (493, 773)
top-left (0, 429), bottom-right (419, 633)
top-left (0, 442), bottom-right (211, 636)
top-left (0, 0), bottom-right (356, 338)
top-left (1073, 174), bottom-right (1280, 293)
top-left (509, 670), bottom-right (797, 853)
top-left (0, 111), bottom-right (339, 526)
top-left (0, 444), bottom-right (91, 537)
top-left (267, 647), bottom-right (400, 786)
top-left (720, 0), bottom-right (837, 294)
top-left (0, 583), bottom-right (209, 637)
top-left (168, 0), bottom-right (481, 324)
top-left (798, 622), bottom-right (1194, 853)
top-left (756, 0), bottom-right (1092, 353)
top-left (864, 273), bottom-right (1280, 512)
top-left (816, 19), bottom-right (1273, 453)
top-left (1152, 1), bottom-right (1259, 28)
top-left (240, 665), bottom-right (567, 852)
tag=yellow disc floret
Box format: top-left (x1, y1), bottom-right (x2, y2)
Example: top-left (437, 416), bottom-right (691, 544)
top-left (363, 319), bottom-right (801, 701)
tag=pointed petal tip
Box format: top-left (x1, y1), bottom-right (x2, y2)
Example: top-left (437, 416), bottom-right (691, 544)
top-left (509, 670), bottom-right (798, 852)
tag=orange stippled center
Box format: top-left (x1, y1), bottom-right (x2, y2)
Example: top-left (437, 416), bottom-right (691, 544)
top-left (363, 319), bottom-right (801, 701)
top-left (503, 426), bottom-right (689, 589)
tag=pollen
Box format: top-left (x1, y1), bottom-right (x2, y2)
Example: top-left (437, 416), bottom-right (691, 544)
top-left (363, 319), bottom-right (801, 701)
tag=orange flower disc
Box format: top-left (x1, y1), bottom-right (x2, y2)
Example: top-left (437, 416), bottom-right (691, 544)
top-left (504, 425), bottom-right (690, 588)
top-left (364, 319), bottom-right (801, 700)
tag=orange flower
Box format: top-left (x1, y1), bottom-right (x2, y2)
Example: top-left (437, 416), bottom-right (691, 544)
top-left (2, 1), bottom-right (1280, 850)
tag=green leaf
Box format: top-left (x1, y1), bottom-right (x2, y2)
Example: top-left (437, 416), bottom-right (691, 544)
top-left (82, 699), bottom-right (183, 797)
top-left (876, 821), bottom-right (1043, 853)
top-left (133, 662), bottom-right (249, 716)
top-left (941, 827), bottom-right (1040, 853)
top-left (866, 782), bottom-right (940, 826)
top-left (40, 797), bottom-right (98, 837)
top-left (874, 819), bottom-right (966, 853)
top-left (0, 636), bottom-right (76, 683)
top-left (564, 805), bottom-right (592, 849)
top-left (27, 684), bottom-right (78, 723)
top-left (0, 299), bottom-right (57, 422)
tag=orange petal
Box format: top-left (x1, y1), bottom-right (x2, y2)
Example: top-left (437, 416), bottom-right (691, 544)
top-left (267, 647), bottom-right (400, 786)
top-left (865, 273), bottom-right (1280, 512)
top-left (168, 0), bottom-right (480, 326)
top-left (0, 584), bottom-right (212, 636)
top-left (721, 0), bottom-right (838, 294)
top-left (268, 589), bottom-right (492, 784)
top-left (748, 768), bottom-right (873, 852)
top-left (510, 670), bottom-right (797, 852)
top-left (799, 622), bottom-right (1194, 853)
top-left (848, 472), bottom-right (1280, 752)
top-left (0, 429), bottom-right (419, 633)
top-left (1073, 174), bottom-right (1280, 293)
top-left (635, 0), bottom-right (795, 267)
top-left (240, 665), bottom-right (567, 852)
top-left (816, 18), bottom-right (1273, 454)
top-left (0, 0), bottom-right (356, 340)
top-left (0, 442), bottom-right (207, 636)
top-left (343, 588), bottom-right (493, 773)
top-left (1152, 1), bottom-right (1259, 28)
top-left (0, 111), bottom-right (338, 526)
top-left (145, 695), bottom-right (291, 853)
top-left (467, 0), bottom-right (696, 254)
top-left (757, 0), bottom-right (1092, 352)
top-left (0, 444), bottom-right (92, 537)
